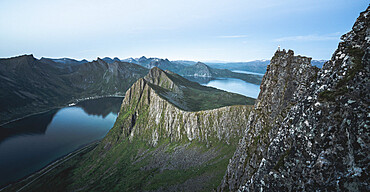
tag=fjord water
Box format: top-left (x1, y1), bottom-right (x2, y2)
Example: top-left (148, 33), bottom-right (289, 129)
top-left (0, 97), bottom-right (123, 186)
top-left (232, 70), bottom-right (265, 76)
top-left (202, 78), bottom-right (261, 99)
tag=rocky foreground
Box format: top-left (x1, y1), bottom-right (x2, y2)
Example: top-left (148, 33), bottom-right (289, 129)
top-left (220, 6), bottom-right (369, 191)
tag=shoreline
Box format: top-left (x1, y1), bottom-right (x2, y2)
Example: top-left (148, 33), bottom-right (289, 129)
top-left (0, 95), bottom-right (124, 126)
top-left (0, 140), bottom-right (100, 192)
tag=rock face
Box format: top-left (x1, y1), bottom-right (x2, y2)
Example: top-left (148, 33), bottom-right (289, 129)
top-left (220, 6), bottom-right (369, 191)
top-left (105, 67), bottom-right (252, 147)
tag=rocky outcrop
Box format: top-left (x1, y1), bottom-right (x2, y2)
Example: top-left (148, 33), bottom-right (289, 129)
top-left (220, 6), bottom-right (369, 191)
top-left (105, 67), bottom-right (252, 147)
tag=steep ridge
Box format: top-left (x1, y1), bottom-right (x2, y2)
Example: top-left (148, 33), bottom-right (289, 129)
top-left (105, 67), bottom-right (253, 147)
top-left (6, 67), bottom-right (255, 191)
top-left (220, 6), bottom-right (369, 191)
top-left (68, 68), bottom-right (254, 191)
top-left (141, 67), bottom-right (254, 111)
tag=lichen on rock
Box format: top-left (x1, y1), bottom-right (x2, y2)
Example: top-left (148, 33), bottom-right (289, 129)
top-left (219, 6), bottom-right (369, 192)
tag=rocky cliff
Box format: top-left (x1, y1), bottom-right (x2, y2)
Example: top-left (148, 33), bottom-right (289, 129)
top-left (220, 6), bottom-right (369, 191)
top-left (104, 67), bottom-right (253, 148)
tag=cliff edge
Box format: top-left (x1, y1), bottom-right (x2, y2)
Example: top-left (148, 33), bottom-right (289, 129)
top-left (220, 6), bottom-right (369, 191)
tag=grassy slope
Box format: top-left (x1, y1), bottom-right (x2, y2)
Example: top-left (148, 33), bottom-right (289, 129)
top-left (151, 69), bottom-right (255, 111)
top-left (6, 139), bottom-right (237, 192)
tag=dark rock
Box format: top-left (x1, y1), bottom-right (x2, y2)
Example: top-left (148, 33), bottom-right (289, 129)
top-left (220, 6), bottom-right (369, 191)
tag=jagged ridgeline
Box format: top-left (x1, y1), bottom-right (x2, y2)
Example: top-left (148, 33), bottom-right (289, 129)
top-left (220, 6), bottom-right (369, 191)
top-left (7, 67), bottom-right (255, 191)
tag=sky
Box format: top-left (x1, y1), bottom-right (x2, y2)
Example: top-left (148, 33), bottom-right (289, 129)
top-left (0, 0), bottom-right (368, 62)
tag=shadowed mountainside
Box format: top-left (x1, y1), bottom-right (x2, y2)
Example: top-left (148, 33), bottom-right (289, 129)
top-left (0, 56), bottom-right (148, 124)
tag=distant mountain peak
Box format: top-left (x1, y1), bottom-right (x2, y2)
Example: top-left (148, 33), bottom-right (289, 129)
top-left (95, 57), bottom-right (107, 65)
top-left (10, 54), bottom-right (35, 60)
top-left (195, 61), bottom-right (208, 67)
top-left (139, 56), bottom-right (147, 60)
top-left (1, 54), bottom-right (37, 64)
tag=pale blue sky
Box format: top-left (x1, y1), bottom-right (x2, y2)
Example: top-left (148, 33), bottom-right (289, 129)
top-left (0, 0), bottom-right (368, 61)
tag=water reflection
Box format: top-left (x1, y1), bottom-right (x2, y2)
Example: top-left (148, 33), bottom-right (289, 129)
top-left (183, 76), bottom-right (214, 84)
top-left (0, 97), bottom-right (123, 187)
top-left (76, 97), bottom-right (122, 118)
top-left (0, 109), bottom-right (57, 144)
top-left (202, 78), bottom-right (260, 99)
top-left (232, 70), bottom-right (265, 76)
top-left (0, 97), bottom-right (123, 144)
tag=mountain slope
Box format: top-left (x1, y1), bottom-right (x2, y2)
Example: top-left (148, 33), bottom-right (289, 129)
top-left (0, 57), bottom-right (148, 124)
top-left (142, 67), bottom-right (255, 111)
top-left (220, 6), bottom-right (369, 191)
top-left (5, 67), bottom-right (255, 191)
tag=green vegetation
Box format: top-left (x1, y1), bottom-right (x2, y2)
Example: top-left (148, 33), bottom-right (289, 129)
top-left (5, 67), bottom-right (251, 191)
top-left (6, 138), bottom-right (239, 192)
top-left (147, 68), bottom-right (255, 111)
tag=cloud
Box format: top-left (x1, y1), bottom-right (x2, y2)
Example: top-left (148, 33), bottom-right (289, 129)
top-left (274, 33), bottom-right (341, 42)
top-left (216, 35), bottom-right (248, 38)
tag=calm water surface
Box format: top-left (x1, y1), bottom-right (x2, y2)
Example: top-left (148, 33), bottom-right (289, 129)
top-left (0, 97), bottom-right (123, 186)
top-left (232, 70), bottom-right (265, 76)
top-left (202, 78), bottom-right (260, 98)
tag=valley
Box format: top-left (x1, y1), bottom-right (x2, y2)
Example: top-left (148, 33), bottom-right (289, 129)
top-left (0, 4), bottom-right (368, 192)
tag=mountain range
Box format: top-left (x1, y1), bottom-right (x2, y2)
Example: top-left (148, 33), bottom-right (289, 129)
top-left (204, 59), bottom-right (326, 74)
top-left (4, 6), bottom-right (368, 191)
top-left (39, 55), bottom-right (326, 76)
top-left (0, 54), bottom-right (262, 124)
top-left (103, 56), bottom-right (263, 85)
top-left (0, 56), bottom-right (148, 124)
top-left (1, 6), bottom-right (368, 192)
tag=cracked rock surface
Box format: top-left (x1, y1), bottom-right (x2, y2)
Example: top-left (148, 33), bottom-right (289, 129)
top-left (220, 6), bottom-right (369, 192)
